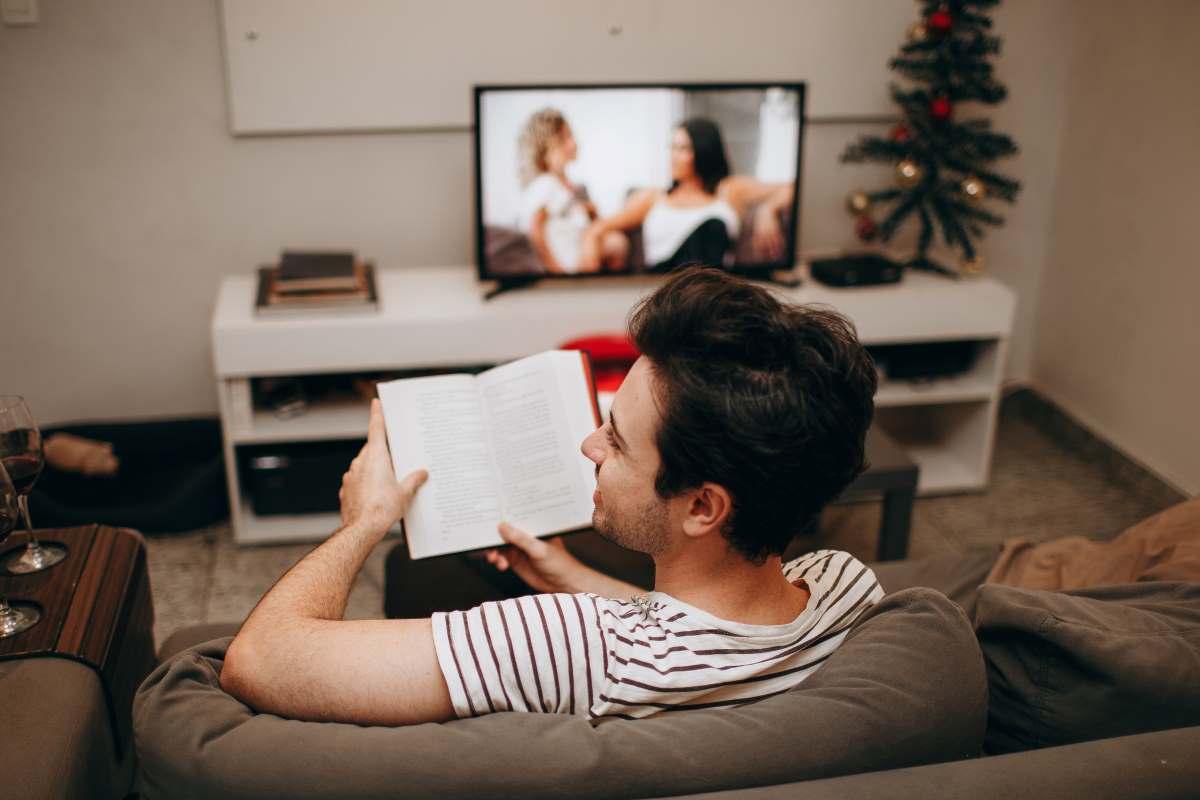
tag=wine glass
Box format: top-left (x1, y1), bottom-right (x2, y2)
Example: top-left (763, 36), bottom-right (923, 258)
top-left (0, 396), bottom-right (67, 574)
top-left (0, 457), bottom-right (40, 637)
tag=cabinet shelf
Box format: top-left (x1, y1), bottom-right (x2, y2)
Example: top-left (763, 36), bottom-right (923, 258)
top-left (232, 398), bottom-right (370, 445)
top-left (875, 372), bottom-right (994, 407)
top-left (214, 266), bottom-right (1015, 545)
top-left (235, 502), bottom-right (344, 545)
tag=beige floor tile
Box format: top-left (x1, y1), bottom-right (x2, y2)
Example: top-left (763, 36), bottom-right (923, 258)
top-left (143, 524), bottom-right (219, 649)
top-left (204, 526), bottom-right (383, 625)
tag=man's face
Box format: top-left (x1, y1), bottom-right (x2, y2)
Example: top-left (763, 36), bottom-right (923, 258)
top-left (579, 357), bottom-right (672, 555)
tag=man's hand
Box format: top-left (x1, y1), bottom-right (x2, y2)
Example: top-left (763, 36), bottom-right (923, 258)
top-left (339, 399), bottom-right (428, 537)
top-left (486, 522), bottom-right (588, 594)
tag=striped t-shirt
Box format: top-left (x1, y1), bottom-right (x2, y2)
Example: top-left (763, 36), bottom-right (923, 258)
top-left (431, 549), bottom-right (883, 722)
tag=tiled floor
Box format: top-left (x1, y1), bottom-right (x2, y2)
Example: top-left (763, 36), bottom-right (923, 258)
top-left (143, 391), bottom-right (1184, 649)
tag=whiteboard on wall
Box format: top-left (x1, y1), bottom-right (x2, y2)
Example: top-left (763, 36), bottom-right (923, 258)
top-left (219, 0), bottom-right (910, 136)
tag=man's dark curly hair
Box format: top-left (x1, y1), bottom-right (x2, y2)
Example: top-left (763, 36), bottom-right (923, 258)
top-left (627, 266), bottom-right (878, 564)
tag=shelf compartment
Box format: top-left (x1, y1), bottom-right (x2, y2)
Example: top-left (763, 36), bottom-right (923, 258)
top-left (875, 372), bottom-right (994, 407)
top-left (874, 401), bottom-right (995, 495)
top-left (238, 398), bottom-right (370, 444)
top-left (225, 365), bottom-right (492, 445)
top-left (872, 340), bottom-right (1000, 408)
top-left (235, 501), bottom-right (345, 545)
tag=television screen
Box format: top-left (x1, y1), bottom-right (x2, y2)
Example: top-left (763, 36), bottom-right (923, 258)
top-left (474, 83), bottom-right (805, 281)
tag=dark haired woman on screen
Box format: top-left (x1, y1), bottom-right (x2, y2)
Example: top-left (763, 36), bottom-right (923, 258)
top-left (579, 117), bottom-right (794, 272)
top-left (517, 108), bottom-right (629, 274)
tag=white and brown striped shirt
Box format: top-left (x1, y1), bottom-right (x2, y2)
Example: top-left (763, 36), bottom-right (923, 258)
top-left (431, 549), bottom-right (883, 722)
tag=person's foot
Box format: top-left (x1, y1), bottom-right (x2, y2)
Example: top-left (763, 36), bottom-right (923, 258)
top-left (43, 433), bottom-right (120, 476)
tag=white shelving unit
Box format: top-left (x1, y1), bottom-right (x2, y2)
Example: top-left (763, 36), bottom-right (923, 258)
top-left (212, 266), bottom-right (1016, 545)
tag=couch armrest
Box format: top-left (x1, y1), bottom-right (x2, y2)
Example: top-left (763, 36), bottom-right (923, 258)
top-left (665, 725), bottom-right (1200, 800)
top-left (0, 657), bottom-right (133, 800)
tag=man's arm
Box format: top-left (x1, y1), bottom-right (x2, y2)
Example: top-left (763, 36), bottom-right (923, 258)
top-left (220, 400), bottom-right (454, 726)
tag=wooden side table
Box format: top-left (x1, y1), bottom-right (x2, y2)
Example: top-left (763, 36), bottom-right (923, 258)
top-left (0, 525), bottom-right (156, 760)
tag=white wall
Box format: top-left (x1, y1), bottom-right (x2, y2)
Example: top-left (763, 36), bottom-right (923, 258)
top-left (0, 0), bottom-right (1069, 428)
top-left (1031, 0), bottom-right (1200, 495)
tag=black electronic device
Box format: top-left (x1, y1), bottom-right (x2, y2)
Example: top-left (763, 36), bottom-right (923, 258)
top-left (810, 254), bottom-right (903, 287)
top-left (866, 341), bottom-right (979, 381)
top-left (241, 439), bottom-right (363, 516)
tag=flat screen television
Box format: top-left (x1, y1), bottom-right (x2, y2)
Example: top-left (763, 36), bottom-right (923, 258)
top-left (474, 82), bottom-right (805, 284)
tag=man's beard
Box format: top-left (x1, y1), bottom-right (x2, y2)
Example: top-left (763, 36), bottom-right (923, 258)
top-left (593, 493), bottom-right (671, 556)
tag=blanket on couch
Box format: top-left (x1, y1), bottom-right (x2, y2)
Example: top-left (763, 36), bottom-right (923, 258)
top-left (987, 497), bottom-right (1200, 591)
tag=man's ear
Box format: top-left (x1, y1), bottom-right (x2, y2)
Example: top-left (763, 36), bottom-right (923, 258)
top-left (680, 482), bottom-right (733, 540)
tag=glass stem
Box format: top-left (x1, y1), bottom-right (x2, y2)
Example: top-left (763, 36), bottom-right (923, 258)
top-left (18, 495), bottom-right (39, 550)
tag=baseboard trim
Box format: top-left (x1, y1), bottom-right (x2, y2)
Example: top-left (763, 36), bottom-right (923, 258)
top-left (1003, 386), bottom-right (1192, 506)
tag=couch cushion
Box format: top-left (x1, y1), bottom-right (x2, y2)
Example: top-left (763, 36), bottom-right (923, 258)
top-left (976, 581), bottom-right (1200, 754)
top-left (134, 588), bottom-right (984, 800)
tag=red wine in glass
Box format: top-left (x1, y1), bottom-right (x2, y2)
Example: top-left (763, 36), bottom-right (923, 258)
top-left (1, 453), bottom-right (43, 496)
top-left (0, 397), bottom-right (67, 574)
top-left (0, 456), bottom-right (41, 637)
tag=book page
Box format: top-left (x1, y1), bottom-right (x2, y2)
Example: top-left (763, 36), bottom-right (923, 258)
top-left (377, 374), bottom-right (503, 559)
top-left (479, 351), bottom-right (600, 538)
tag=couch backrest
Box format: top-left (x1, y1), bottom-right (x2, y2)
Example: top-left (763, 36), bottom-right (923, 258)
top-left (134, 587), bottom-right (985, 800)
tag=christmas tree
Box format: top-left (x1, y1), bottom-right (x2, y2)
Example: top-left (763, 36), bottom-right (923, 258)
top-left (840, 0), bottom-right (1020, 276)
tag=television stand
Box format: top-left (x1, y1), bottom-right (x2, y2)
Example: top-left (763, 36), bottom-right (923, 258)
top-left (484, 268), bottom-right (802, 299)
top-left (212, 265), bottom-right (1015, 545)
top-left (482, 275), bottom-right (541, 301)
top-left (905, 256), bottom-right (959, 279)
top-left (739, 267), bottom-right (803, 289)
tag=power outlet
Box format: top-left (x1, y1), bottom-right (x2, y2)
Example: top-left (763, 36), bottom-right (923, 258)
top-left (1, 0), bottom-right (39, 26)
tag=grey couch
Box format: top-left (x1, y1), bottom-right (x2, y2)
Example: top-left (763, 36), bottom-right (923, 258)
top-left (133, 545), bottom-right (1200, 799)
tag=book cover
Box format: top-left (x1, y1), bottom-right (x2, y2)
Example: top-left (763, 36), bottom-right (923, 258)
top-left (279, 250), bottom-right (355, 280)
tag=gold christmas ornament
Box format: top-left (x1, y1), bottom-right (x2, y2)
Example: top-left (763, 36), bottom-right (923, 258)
top-left (845, 191), bottom-right (871, 215)
top-left (962, 253), bottom-right (986, 274)
top-left (961, 176), bottom-right (987, 204)
top-left (895, 158), bottom-right (924, 189)
top-left (906, 21), bottom-right (929, 43)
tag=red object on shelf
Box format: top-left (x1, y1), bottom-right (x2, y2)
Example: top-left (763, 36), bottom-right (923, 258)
top-left (931, 97), bottom-right (953, 120)
top-left (559, 334), bottom-right (639, 393)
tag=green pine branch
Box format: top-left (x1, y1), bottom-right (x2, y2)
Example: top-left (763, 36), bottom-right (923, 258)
top-left (838, 0), bottom-right (1021, 269)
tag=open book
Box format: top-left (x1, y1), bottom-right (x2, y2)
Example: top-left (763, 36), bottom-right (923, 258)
top-left (377, 350), bottom-right (602, 559)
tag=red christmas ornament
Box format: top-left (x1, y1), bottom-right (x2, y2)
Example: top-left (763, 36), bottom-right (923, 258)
top-left (931, 97), bottom-right (953, 120)
top-left (929, 9), bottom-right (953, 34)
top-left (891, 123), bottom-right (912, 142)
top-left (854, 215), bottom-right (878, 242)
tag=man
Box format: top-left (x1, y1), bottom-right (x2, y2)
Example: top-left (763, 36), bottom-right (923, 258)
top-left (220, 267), bottom-right (882, 726)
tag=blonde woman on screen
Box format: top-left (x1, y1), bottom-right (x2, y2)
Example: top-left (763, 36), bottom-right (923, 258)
top-left (516, 109), bottom-right (629, 274)
top-left (580, 118), bottom-right (794, 272)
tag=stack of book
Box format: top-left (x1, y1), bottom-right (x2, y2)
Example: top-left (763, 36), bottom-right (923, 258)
top-left (255, 251), bottom-right (379, 317)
